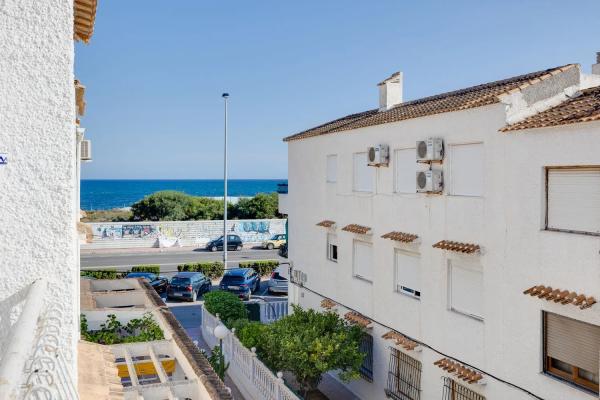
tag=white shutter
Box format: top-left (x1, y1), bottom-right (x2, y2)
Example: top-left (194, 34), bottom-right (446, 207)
top-left (353, 240), bottom-right (373, 280)
top-left (449, 261), bottom-right (483, 319)
top-left (353, 153), bottom-right (373, 192)
top-left (394, 250), bottom-right (420, 297)
top-left (394, 148), bottom-right (415, 193)
top-left (326, 155), bottom-right (337, 183)
top-left (449, 143), bottom-right (484, 196)
top-left (547, 168), bottom-right (600, 234)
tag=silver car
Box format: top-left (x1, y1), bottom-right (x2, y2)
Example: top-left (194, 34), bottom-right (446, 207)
top-left (267, 266), bottom-right (288, 294)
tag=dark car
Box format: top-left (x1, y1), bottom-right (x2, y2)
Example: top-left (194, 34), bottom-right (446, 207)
top-left (126, 272), bottom-right (169, 294)
top-left (167, 272), bottom-right (211, 302)
top-left (206, 235), bottom-right (243, 252)
top-left (219, 268), bottom-right (260, 300)
top-left (278, 243), bottom-right (288, 258)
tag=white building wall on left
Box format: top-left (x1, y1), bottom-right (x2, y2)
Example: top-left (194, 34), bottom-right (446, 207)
top-left (0, 0), bottom-right (78, 375)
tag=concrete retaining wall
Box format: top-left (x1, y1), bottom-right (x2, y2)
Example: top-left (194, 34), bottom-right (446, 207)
top-left (82, 219), bottom-right (287, 249)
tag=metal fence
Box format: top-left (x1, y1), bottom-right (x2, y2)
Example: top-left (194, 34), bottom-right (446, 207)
top-left (359, 333), bottom-right (373, 382)
top-left (442, 377), bottom-right (486, 400)
top-left (385, 347), bottom-right (422, 400)
top-left (202, 307), bottom-right (299, 400)
top-left (259, 300), bottom-right (289, 324)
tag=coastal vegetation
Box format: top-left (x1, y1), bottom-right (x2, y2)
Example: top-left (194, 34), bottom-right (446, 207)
top-left (80, 313), bottom-right (164, 345)
top-left (82, 191), bottom-right (281, 222)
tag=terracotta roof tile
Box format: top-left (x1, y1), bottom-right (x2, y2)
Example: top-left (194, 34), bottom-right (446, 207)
top-left (434, 358), bottom-right (484, 384)
top-left (432, 240), bottom-right (480, 254)
top-left (381, 231), bottom-right (418, 243)
top-left (316, 220), bottom-right (336, 228)
top-left (74, 0), bottom-right (98, 43)
top-left (344, 311), bottom-right (372, 328)
top-left (382, 330), bottom-right (419, 351)
top-left (320, 299), bottom-right (337, 310)
top-left (523, 285), bottom-right (596, 310)
top-left (501, 85), bottom-right (600, 132)
top-left (283, 65), bottom-right (577, 142)
top-left (341, 224), bottom-right (371, 235)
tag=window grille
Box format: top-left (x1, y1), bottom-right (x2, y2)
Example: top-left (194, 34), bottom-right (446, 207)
top-left (385, 347), bottom-right (421, 400)
top-left (442, 377), bottom-right (485, 400)
top-left (359, 333), bottom-right (373, 381)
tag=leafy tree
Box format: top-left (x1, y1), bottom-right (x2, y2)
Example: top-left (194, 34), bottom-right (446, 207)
top-left (186, 196), bottom-right (224, 220)
top-left (130, 191), bottom-right (191, 221)
top-left (203, 291), bottom-right (248, 326)
top-left (231, 319), bottom-right (268, 349)
top-left (242, 305), bottom-right (365, 397)
top-left (231, 193), bottom-right (280, 219)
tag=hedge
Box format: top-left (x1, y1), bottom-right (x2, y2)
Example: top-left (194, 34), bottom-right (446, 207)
top-left (203, 291), bottom-right (247, 327)
top-left (80, 269), bottom-right (125, 279)
top-left (178, 261), bottom-right (224, 279)
top-left (239, 260), bottom-right (280, 277)
top-left (131, 265), bottom-right (160, 274)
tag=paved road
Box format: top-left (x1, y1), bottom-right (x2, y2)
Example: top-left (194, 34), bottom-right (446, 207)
top-left (81, 248), bottom-right (284, 272)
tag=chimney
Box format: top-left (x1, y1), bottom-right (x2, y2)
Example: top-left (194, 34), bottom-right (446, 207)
top-left (378, 71), bottom-right (403, 111)
top-left (592, 52), bottom-right (600, 75)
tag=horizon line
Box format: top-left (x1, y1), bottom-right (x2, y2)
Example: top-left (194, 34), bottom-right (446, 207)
top-left (81, 178), bottom-right (288, 181)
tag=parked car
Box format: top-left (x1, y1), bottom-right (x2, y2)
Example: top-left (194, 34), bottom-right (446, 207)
top-left (261, 234), bottom-right (287, 250)
top-left (278, 243), bottom-right (288, 258)
top-left (219, 268), bottom-right (260, 300)
top-left (166, 272), bottom-right (211, 302)
top-left (206, 235), bottom-right (243, 252)
top-left (267, 266), bottom-right (288, 295)
top-left (125, 272), bottom-right (169, 294)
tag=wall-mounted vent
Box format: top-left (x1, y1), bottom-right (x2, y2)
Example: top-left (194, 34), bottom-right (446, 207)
top-left (80, 139), bottom-right (92, 161)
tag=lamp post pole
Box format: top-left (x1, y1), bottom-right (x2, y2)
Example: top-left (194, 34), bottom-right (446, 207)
top-left (222, 93), bottom-right (229, 268)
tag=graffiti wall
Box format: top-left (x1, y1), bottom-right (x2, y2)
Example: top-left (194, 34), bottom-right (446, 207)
top-left (84, 219), bottom-right (287, 249)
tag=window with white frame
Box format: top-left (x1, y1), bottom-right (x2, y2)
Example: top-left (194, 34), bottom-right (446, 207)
top-left (394, 148), bottom-right (415, 193)
top-left (353, 240), bottom-right (373, 281)
top-left (353, 152), bottom-right (374, 192)
top-left (326, 154), bottom-right (337, 183)
top-left (449, 143), bottom-right (484, 196)
top-left (327, 233), bottom-right (338, 262)
top-left (448, 260), bottom-right (483, 320)
top-left (394, 249), bottom-right (420, 298)
top-left (546, 167), bottom-right (600, 235)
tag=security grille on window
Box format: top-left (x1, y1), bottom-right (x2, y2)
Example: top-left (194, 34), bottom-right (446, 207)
top-left (442, 377), bottom-right (485, 400)
top-left (353, 152), bottom-right (374, 192)
top-left (544, 312), bottom-right (600, 393)
top-left (353, 240), bottom-right (373, 281)
top-left (327, 233), bottom-right (338, 262)
top-left (546, 167), bottom-right (600, 235)
top-left (394, 249), bottom-right (421, 298)
top-left (327, 154), bottom-right (338, 183)
top-left (359, 334), bottom-right (373, 382)
top-left (385, 348), bottom-right (421, 400)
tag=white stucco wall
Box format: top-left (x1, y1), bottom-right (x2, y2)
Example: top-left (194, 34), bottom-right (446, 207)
top-left (286, 100), bottom-right (600, 400)
top-left (0, 0), bottom-right (78, 373)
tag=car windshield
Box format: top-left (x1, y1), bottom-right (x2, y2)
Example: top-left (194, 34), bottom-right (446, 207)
top-left (271, 272), bottom-right (287, 281)
top-left (171, 277), bottom-right (191, 285)
top-left (270, 234), bottom-right (279, 240)
top-left (221, 275), bottom-right (245, 284)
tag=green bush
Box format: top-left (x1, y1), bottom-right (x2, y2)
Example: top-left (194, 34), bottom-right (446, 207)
top-left (131, 265), bottom-right (160, 274)
top-left (239, 260), bottom-right (280, 277)
top-left (230, 193), bottom-right (280, 219)
top-left (80, 269), bottom-right (124, 279)
top-left (80, 313), bottom-right (164, 345)
top-left (234, 320), bottom-right (268, 349)
top-left (203, 291), bottom-right (247, 327)
top-left (178, 261), bottom-right (224, 279)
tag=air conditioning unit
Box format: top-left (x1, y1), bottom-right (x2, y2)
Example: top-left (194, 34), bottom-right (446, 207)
top-left (368, 144), bottom-right (389, 166)
top-left (416, 137), bottom-right (444, 161)
top-left (416, 169), bottom-right (443, 193)
top-left (292, 270), bottom-right (307, 284)
top-left (80, 140), bottom-right (92, 161)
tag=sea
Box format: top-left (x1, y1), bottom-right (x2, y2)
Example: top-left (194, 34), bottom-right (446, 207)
top-left (81, 179), bottom-right (288, 211)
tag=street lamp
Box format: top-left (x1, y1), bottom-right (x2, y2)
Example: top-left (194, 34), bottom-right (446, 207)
top-left (214, 324), bottom-right (228, 380)
top-left (222, 93), bottom-right (229, 268)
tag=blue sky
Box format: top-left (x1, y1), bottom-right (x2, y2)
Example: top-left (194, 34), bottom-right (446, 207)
top-left (76, 0), bottom-right (600, 179)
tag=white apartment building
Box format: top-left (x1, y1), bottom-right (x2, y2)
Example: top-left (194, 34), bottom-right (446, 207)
top-left (282, 56), bottom-right (600, 400)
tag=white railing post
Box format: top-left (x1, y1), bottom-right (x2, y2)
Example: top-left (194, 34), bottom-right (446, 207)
top-left (250, 347), bottom-right (257, 383)
top-left (276, 371), bottom-right (284, 400)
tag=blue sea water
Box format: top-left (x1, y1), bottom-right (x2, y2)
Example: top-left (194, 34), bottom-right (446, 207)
top-left (81, 179), bottom-right (288, 210)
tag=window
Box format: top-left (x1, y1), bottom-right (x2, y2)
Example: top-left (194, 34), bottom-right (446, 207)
top-left (442, 377), bottom-right (485, 400)
top-left (327, 233), bottom-right (338, 262)
top-left (353, 240), bottom-right (373, 281)
top-left (394, 250), bottom-right (420, 298)
top-left (448, 260), bottom-right (483, 320)
top-left (359, 334), bottom-right (373, 382)
top-left (544, 312), bottom-right (600, 394)
top-left (546, 167), bottom-right (600, 235)
top-left (449, 143), bottom-right (484, 196)
top-left (394, 148), bottom-right (415, 193)
top-left (385, 348), bottom-right (421, 400)
top-left (326, 154), bottom-right (337, 183)
top-left (353, 152), bottom-right (374, 192)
